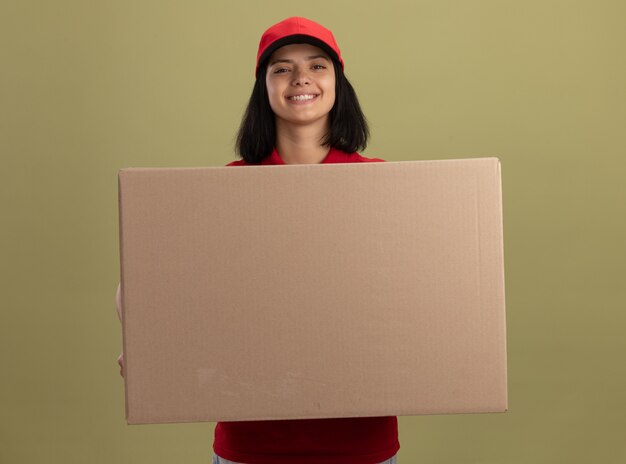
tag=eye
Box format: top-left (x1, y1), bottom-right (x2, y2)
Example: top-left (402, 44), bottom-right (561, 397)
top-left (273, 67), bottom-right (290, 74)
top-left (312, 64), bottom-right (326, 70)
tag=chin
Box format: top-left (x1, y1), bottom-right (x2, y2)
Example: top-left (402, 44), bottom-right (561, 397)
top-left (278, 113), bottom-right (330, 126)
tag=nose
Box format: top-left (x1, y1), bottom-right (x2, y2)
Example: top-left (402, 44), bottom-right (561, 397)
top-left (292, 67), bottom-right (311, 86)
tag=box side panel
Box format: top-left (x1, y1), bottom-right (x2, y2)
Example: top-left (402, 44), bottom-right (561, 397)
top-left (120, 159), bottom-right (508, 423)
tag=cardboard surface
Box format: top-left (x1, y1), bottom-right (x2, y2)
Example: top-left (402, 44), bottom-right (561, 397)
top-left (118, 157), bottom-right (507, 424)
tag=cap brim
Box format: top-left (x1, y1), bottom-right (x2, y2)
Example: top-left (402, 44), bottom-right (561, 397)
top-left (256, 34), bottom-right (341, 77)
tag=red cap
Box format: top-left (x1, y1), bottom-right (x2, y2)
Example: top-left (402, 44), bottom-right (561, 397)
top-left (255, 17), bottom-right (344, 77)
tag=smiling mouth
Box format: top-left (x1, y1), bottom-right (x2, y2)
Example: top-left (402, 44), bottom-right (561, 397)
top-left (287, 94), bottom-right (319, 101)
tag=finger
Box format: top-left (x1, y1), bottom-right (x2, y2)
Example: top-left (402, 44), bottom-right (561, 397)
top-left (116, 283), bottom-right (123, 321)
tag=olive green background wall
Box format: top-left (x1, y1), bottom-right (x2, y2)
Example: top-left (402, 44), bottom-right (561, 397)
top-left (2, 0), bottom-right (624, 462)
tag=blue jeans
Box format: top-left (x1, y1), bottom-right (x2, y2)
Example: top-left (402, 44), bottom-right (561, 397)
top-left (212, 454), bottom-right (398, 464)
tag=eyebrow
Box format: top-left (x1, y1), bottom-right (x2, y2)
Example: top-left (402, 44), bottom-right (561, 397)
top-left (269, 55), bottom-right (330, 67)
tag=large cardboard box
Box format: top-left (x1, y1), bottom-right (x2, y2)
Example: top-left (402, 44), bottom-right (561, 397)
top-left (118, 157), bottom-right (507, 425)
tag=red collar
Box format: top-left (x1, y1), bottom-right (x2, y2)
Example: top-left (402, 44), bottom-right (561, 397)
top-left (261, 146), bottom-right (354, 165)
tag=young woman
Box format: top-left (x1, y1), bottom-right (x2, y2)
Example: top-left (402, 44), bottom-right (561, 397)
top-left (215, 17), bottom-right (399, 464)
top-left (117, 16), bottom-right (399, 464)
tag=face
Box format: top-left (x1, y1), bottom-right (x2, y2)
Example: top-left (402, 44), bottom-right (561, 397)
top-left (265, 43), bottom-right (336, 127)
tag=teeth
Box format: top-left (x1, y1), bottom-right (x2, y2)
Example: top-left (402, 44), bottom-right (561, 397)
top-left (289, 94), bottom-right (316, 101)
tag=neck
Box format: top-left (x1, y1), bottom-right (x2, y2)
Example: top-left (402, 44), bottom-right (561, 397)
top-left (275, 117), bottom-right (331, 164)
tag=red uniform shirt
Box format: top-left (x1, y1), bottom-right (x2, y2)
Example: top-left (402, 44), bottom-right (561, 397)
top-left (213, 146), bottom-right (400, 464)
